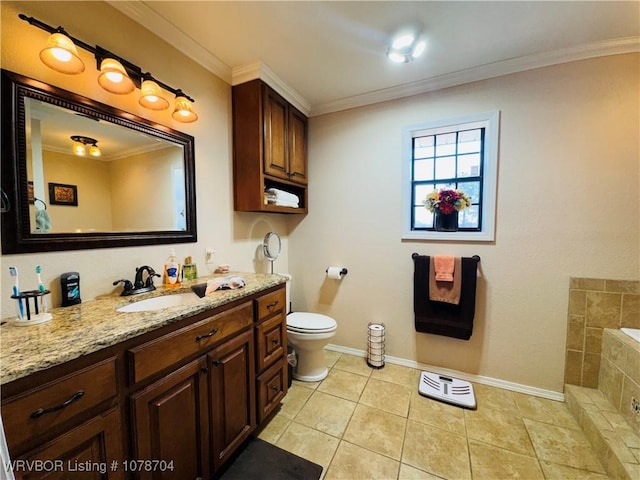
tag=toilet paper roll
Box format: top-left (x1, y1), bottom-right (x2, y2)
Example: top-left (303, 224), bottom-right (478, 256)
top-left (327, 267), bottom-right (346, 280)
top-left (368, 324), bottom-right (384, 335)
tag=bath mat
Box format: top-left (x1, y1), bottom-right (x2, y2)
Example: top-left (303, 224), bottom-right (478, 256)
top-left (418, 371), bottom-right (477, 409)
top-left (217, 436), bottom-right (323, 480)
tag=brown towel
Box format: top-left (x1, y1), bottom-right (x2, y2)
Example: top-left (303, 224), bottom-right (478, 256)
top-left (429, 256), bottom-right (462, 305)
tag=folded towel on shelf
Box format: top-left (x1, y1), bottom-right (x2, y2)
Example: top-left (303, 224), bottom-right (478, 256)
top-left (267, 198), bottom-right (299, 208)
top-left (265, 188), bottom-right (299, 204)
top-left (433, 255), bottom-right (455, 282)
top-left (205, 276), bottom-right (246, 296)
top-left (429, 256), bottom-right (462, 304)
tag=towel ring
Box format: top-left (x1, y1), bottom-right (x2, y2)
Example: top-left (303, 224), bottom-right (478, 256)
top-left (34, 198), bottom-right (47, 210)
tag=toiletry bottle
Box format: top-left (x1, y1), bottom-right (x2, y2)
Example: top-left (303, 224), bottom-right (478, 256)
top-left (60, 272), bottom-right (82, 307)
top-left (164, 249), bottom-right (181, 288)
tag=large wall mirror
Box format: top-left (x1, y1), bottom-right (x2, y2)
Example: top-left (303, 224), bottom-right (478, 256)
top-left (1, 70), bottom-right (197, 254)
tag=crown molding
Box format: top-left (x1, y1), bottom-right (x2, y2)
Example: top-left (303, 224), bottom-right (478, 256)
top-left (106, 1), bottom-right (232, 84)
top-left (309, 36), bottom-right (640, 117)
top-left (232, 62), bottom-right (311, 115)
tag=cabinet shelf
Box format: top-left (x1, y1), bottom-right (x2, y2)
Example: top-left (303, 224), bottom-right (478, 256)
top-left (233, 79), bottom-right (308, 214)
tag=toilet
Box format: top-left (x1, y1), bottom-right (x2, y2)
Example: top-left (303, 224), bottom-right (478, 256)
top-left (282, 274), bottom-right (337, 382)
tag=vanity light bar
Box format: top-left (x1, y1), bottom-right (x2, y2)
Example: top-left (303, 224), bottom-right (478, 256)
top-left (18, 14), bottom-right (197, 122)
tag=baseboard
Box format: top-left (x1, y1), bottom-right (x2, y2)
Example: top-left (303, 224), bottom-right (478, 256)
top-left (325, 344), bottom-right (564, 402)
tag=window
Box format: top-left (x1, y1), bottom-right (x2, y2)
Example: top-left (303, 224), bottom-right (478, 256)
top-left (402, 111), bottom-right (499, 241)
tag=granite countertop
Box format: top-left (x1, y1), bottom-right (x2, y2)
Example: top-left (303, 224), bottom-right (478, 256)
top-left (0, 273), bottom-right (286, 385)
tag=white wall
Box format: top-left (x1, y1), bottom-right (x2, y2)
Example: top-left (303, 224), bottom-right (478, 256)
top-left (0, 1), bottom-right (292, 316)
top-left (290, 54), bottom-right (640, 393)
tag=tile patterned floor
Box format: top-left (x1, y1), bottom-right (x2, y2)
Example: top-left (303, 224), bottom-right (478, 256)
top-left (255, 350), bottom-right (612, 479)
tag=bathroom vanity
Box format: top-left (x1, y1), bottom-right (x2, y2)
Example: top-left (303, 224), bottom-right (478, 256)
top-left (0, 273), bottom-right (287, 479)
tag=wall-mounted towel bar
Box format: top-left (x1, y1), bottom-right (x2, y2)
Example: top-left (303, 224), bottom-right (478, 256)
top-left (411, 253), bottom-right (480, 263)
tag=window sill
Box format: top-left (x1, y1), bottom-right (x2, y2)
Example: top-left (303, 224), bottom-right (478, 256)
top-left (402, 230), bottom-right (494, 242)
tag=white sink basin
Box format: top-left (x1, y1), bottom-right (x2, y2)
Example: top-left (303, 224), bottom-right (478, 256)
top-left (116, 292), bottom-right (201, 313)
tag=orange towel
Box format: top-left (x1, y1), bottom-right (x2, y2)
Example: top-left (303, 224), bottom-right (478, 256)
top-left (434, 255), bottom-right (455, 282)
top-left (429, 256), bottom-right (462, 305)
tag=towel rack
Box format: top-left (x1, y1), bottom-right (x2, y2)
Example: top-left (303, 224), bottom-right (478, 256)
top-left (411, 253), bottom-right (480, 263)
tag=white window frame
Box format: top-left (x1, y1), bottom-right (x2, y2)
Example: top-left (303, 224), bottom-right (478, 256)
top-left (401, 111), bottom-right (500, 242)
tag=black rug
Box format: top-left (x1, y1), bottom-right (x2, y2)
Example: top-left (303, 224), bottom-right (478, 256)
top-left (218, 437), bottom-right (323, 480)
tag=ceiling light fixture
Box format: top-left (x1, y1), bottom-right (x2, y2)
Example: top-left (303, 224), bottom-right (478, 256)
top-left (387, 32), bottom-right (426, 63)
top-left (70, 135), bottom-right (101, 157)
top-left (19, 13), bottom-right (197, 123)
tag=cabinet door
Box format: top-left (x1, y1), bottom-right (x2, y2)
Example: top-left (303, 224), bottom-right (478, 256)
top-left (16, 407), bottom-right (124, 480)
top-left (209, 329), bottom-right (255, 471)
top-left (288, 107), bottom-right (308, 185)
top-left (262, 87), bottom-right (289, 181)
top-left (130, 358), bottom-right (209, 480)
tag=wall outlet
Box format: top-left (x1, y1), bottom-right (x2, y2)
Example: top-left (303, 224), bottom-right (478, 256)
top-left (631, 397), bottom-right (640, 415)
top-left (205, 248), bottom-right (216, 264)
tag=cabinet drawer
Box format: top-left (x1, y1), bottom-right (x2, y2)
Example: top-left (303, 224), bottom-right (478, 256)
top-left (3, 357), bottom-right (117, 451)
top-left (255, 288), bottom-right (285, 323)
top-left (129, 302), bottom-right (253, 384)
top-left (255, 312), bottom-right (286, 373)
top-left (256, 358), bottom-right (287, 423)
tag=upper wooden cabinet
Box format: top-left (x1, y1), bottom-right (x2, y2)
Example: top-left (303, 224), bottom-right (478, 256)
top-left (233, 79), bottom-right (308, 213)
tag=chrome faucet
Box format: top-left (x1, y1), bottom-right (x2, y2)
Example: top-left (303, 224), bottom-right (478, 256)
top-left (113, 266), bottom-right (160, 296)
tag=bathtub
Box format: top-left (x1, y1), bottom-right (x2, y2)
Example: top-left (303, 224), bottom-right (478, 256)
top-left (620, 327), bottom-right (640, 343)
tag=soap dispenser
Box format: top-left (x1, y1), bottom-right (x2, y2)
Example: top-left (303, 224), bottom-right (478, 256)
top-left (164, 249), bottom-right (181, 288)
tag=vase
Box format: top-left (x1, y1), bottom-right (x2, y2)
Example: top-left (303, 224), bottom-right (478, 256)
top-left (434, 210), bottom-right (459, 232)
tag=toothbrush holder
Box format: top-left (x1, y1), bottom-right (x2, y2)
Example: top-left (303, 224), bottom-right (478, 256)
top-left (11, 289), bottom-right (53, 326)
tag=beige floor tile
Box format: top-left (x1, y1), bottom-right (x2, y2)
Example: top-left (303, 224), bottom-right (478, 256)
top-left (524, 417), bottom-right (606, 473)
top-left (276, 422), bottom-right (340, 471)
top-left (279, 383), bottom-right (313, 419)
top-left (398, 463), bottom-right (443, 479)
top-left (464, 403), bottom-right (536, 456)
top-left (514, 392), bottom-right (581, 429)
top-left (539, 460), bottom-right (611, 479)
top-left (472, 383), bottom-right (519, 414)
top-left (343, 404), bottom-right (407, 460)
top-left (292, 378), bottom-right (321, 390)
top-left (295, 391), bottom-right (356, 437)
top-left (408, 390), bottom-right (466, 435)
top-left (324, 441), bottom-right (399, 480)
top-left (371, 363), bottom-right (418, 388)
top-left (324, 349), bottom-right (342, 368)
top-left (254, 413), bottom-right (291, 444)
top-left (402, 420), bottom-right (471, 479)
top-left (318, 369), bottom-right (368, 402)
top-left (333, 354), bottom-right (374, 377)
top-left (360, 378), bottom-right (412, 417)
top-left (468, 440), bottom-right (544, 479)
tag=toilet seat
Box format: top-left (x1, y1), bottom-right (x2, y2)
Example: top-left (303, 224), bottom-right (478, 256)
top-left (287, 312), bottom-right (336, 334)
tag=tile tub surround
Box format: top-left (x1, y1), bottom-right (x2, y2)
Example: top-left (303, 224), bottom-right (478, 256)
top-left (565, 384), bottom-right (640, 479)
top-left (565, 277), bottom-right (640, 388)
top-left (256, 351), bottom-right (609, 479)
top-left (599, 329), bottom-right (640, 437)
top-left (0, 272), bottom-right (287, 385)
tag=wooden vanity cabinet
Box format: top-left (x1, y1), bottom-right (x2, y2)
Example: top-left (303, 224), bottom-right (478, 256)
top-left (232, 79), bottom-right (308, 213)
top-left (2, 284), bottom-right (288, 479)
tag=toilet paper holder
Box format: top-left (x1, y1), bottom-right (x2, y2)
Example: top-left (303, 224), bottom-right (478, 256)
top-left (325, 267), bottom-right (348, 275)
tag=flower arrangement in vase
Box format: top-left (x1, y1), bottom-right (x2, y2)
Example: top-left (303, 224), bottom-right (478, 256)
top-left (424, 189), bottom-right (472, 231)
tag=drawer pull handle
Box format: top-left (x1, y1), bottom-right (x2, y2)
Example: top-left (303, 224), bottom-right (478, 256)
top-left (196, 327), bottom-right (219, 342)
top-left (271, 386), bottom-right (279, 392)
top-left (211, 360), bottom-right (221, 366)
top-left (30, 391), bottom-right (85, 419)
top-left (266, 300), bottom-right (279, 310)
top-left (271, 339), bottom-right (279, 345)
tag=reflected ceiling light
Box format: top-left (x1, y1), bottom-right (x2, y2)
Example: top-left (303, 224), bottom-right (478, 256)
top-left (98, 58), bottom-right (135, 94)
top-left (71, 135), bottom-right (101, 157)
top-left (387, 32), bottom-right (426, 63)
top-left (39, 31), bottom-right (85, 74)
top-left (172, 93), bottom-right (198, 123)
top-left (139, 78), bottom-right (170, 110)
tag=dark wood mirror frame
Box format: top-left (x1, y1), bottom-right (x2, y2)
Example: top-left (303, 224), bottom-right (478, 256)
top-left (1, 69), bottom-right (197, 254)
